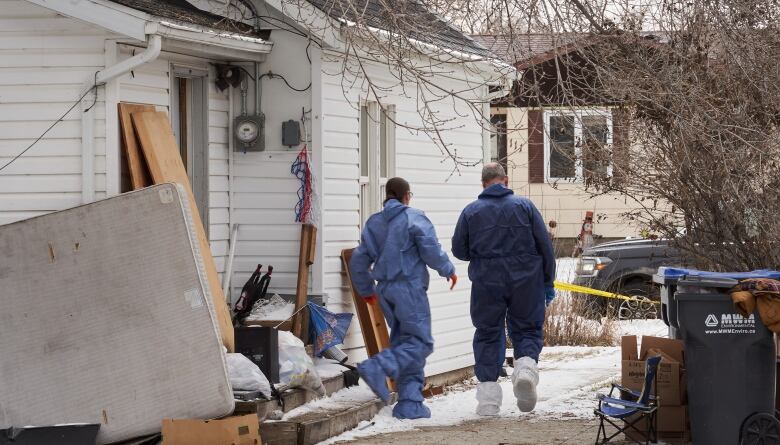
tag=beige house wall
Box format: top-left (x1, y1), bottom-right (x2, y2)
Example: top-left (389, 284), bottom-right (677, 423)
top-left (500, 107), bottom-right (640, 239)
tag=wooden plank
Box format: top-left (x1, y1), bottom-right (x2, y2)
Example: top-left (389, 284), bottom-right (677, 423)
top-left (259, 421), bottom-right (298, 445)
top-left (234, 399), bottom-right (276, 421)
top-left (422, 384), bottom-right (444, 398)
top-left (292, 224), bottom-right (317, 339)
top-left (341, 248), bottom-right (390, 357)
top-left (275, 374), bottom-right (346, 414)
top-left (297, 399), bottom-right (385, 445)
top-left (118, 103), bottom-right (153, 189)
top-left (131, 110), bottom-right (235, 351)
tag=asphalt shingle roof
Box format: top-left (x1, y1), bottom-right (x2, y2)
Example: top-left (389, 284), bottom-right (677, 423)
top-left (471, 33), bottom-right (584, 65)
top-left (308, 0), bottom-right (491, 57)
top-left (109, 0), bottom-right (262, 36)
top-left (473, 32), bottom-right (668, 66)
top-left (110, 0), bottom-right (488, 57)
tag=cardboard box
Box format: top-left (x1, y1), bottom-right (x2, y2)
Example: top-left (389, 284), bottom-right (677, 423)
top-left (656, 405), bottom-right (689, 432)
top-left (622, 335), bottom-right (687, 406)
top-left (162, 414), bottom-right (260, 445)
top-left (626, 405), bottom-right (690, 441)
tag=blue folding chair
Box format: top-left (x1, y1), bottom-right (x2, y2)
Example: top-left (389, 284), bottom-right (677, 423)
top-left (594, 355), bottom-right (662, 445)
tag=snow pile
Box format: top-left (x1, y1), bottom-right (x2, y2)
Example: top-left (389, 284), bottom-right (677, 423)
top-left (245, 294), bottom-right (295, 321)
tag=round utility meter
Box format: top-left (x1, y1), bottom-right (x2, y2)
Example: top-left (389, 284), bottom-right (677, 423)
top-left (236, 119), bottom-right (259, 143)
top-left (233, 114), bottom-right (265, 151)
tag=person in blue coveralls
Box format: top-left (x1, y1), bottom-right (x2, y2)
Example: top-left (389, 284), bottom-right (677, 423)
top-left (452, 163), bottom-right (556, 416)
top-left (350, 177), bottom-right (458, 420)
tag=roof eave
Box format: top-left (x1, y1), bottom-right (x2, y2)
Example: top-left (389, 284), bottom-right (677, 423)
top-left (149, 21), bottom-right (273, 58)
top-left (25, 0), bottom-right (273, 58)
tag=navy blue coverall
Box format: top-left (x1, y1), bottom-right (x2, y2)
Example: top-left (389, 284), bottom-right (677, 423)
top-left (451, 184), bottom-right (555, 382)
top-left (350, 199), bottom-right (456, 419)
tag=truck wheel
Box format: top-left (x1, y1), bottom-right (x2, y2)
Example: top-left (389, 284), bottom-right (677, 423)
top-left (614, 279), bottom-right (661, 320)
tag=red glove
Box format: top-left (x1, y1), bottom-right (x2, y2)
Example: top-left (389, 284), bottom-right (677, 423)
top-left (363, 294), bottom-right (378, 305)
top-left (448, 274), bottom-right (458, 290)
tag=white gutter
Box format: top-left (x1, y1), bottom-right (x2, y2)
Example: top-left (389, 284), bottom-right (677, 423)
top-left (152, 21), bottom-right (273, 52)
top-left (81, 34), bottom-right (162, 203)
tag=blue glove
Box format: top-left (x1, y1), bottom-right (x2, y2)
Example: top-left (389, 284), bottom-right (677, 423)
top-left (545, 285), bottom-right (556, 307)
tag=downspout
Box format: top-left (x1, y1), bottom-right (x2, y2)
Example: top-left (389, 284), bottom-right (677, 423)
top-left (81, 34), bottom-right (162, 203)
top-left (96, 34), bottom-right (162, 85)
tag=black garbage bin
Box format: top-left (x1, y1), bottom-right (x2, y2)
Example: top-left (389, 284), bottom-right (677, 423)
top-left (653, 267), bottom-right (685, 340)
top-left (674, 272), bottom-right (777, 445)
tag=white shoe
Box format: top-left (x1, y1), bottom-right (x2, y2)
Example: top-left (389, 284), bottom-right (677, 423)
top-left (475, 381), bottom-right (502, 416)
top-left (512, 357), bottom-right (539, 412)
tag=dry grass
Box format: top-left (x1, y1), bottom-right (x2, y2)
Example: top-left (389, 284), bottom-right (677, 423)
top-left (542, 295), bottom-right (619, 347)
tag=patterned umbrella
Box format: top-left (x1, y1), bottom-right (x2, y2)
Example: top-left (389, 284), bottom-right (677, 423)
top-left (307, 302), bottom-right (353, 357)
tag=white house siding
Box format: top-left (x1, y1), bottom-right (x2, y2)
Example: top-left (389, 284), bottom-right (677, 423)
top-left (0, 0), bottom-right (108, 225)
top-left (208, 73), bottom-right (231, 278)
top-left (227, 30), bottom-right (314, 303)
top-left (320, 52), bottom-right (485, 375)
top-left (0, 1), bottom-right (487, 376)
top-left (504, 107), bottom-right (639, 239)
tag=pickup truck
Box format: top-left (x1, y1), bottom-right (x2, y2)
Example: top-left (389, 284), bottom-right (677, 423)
top-left (572, 238), bottom-right (685, 317)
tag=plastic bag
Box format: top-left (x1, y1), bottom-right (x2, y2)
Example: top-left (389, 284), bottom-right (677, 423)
top-left (226, 353), bottom-right (272, 398)
top-left (278, 331), bottom-right (325, 396)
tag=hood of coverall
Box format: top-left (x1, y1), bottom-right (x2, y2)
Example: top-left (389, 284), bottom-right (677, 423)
top-left (479, 183), bottom-right (514, 199)
top-left (382, 198), bottom-right (408, 220)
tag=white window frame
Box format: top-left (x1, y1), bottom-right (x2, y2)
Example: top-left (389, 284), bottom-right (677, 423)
top-left (543, 108), bottom-right (613, 183)
top-left (170, 63), bottom-right (210, 230)
top-left (359, 101), bottom-right (396, 226)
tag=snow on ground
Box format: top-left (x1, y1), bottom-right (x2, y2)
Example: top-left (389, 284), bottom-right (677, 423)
top-left (556, 257), bottom-right (579, 284)
top-left (316, 258), bottom-right (669, 443)
top-left (554, 257), bottom-right (580, 304)
top-left (321, 319), bottom-right (668, 444)
top-left (618, 319), bottom-right (669, 337)
top-left (314, 358), bottom-right (350, 380)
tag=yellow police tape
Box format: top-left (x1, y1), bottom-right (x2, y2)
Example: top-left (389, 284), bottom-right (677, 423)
top-left (554, 280), bottom-right (661, 305)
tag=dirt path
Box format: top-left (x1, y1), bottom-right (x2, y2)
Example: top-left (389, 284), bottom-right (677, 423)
top-left (333, 418), bottom-right (638, 445)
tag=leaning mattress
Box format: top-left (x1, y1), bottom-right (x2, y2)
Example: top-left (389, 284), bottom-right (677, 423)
top-left (0, 183), bottom-right (234, 444)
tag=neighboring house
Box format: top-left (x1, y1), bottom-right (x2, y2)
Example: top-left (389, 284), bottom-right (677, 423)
top-left (0, 0), bottom-right (497, 376)
top-left (474, 34), bottom-right (641, 250)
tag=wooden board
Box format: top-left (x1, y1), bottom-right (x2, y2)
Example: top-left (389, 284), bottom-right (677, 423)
top-left (340, 248), bottom-right (390, 356)
top-left (131, 110), bottom-right (235, 351)
top-left (259, 421), bottom-right (298, 445)
top-left (292, 224), bottom-right (317, 339)
top-left (118, 103), bottom-right (154, 190)
top-left (422, 384), bottom-right (444, 398)
top-left (297, 399), bottom-right (384, 445)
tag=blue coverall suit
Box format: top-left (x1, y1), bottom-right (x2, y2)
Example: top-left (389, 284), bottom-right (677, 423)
top-left (350, 199), bottom-right (456, 419)
top-left (451, 184), bottom-right (555, 383)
